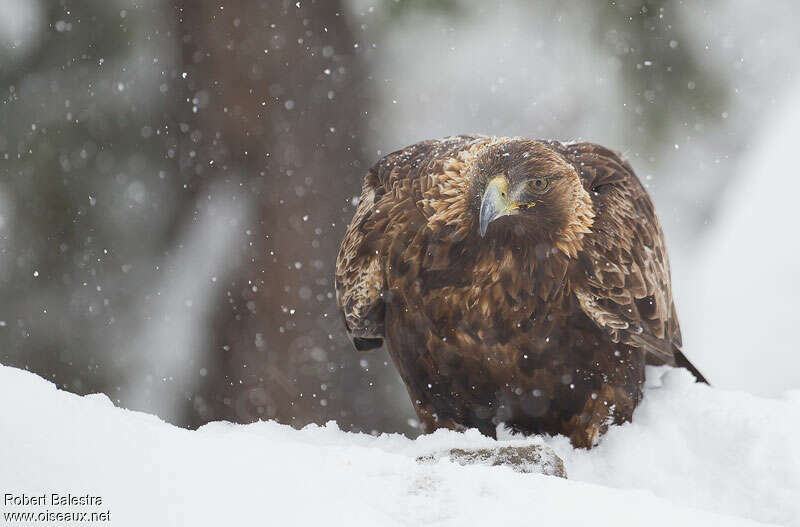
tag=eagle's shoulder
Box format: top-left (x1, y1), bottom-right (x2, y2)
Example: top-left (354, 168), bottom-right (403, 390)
top-left (371, 134), bottom-right (487, 188)
top-left (335, 134), bottom-right (487, 351)
top-left (557, 142), bottom-right (682, 366)
top-left (376, 134), bottom-right (494, 242)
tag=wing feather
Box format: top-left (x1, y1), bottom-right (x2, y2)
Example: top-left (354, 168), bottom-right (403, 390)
top-left (335, 169), bottom-right (386, 351)
top-left (335, 135), bottom-right (485, 351)
top-left (560, 142), bottom-right (681, 366)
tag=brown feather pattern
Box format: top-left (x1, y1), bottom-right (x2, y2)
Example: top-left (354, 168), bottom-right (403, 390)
top-left (335, 135), bottom-right (706, 448)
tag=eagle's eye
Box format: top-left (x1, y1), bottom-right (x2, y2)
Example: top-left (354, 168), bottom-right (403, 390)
top-left (530, 177), bottom-right (549, 192)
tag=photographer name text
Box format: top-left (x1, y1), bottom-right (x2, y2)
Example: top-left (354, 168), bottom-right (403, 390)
top-left (4, 493), bottom-right (103, 507)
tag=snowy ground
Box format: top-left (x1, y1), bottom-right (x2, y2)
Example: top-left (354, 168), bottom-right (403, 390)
top-left (1, 365), bottom-right (797, 526)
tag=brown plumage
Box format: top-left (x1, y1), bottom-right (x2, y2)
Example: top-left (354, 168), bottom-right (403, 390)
top-left (335, 135), bottom-right (707, 448)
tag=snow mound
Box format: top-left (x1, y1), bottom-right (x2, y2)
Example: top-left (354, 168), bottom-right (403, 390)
top-left (1, 364), bottom-right (797, 526)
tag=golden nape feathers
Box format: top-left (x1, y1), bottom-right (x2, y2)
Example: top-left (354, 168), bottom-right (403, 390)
top-left (335, 135), bottom-right (707, 448)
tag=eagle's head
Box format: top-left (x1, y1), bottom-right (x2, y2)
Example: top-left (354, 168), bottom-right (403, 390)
top-left (468, 139), bottom-right (594, 255)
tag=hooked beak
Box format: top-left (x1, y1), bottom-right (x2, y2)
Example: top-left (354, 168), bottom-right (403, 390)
top-left (479, 177), bottom-right (513, 237)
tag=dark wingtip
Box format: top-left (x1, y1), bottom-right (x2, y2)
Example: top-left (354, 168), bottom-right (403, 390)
top-left (352, 336), bottom-right (384, 352)
top-left (674, 350), bottom-right (710, 385)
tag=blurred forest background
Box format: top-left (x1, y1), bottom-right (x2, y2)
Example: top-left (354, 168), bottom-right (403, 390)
top-left (2, 0), bottom-right (799, 434)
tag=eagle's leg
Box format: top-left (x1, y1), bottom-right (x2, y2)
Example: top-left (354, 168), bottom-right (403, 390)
top-left (565, 383), bottom-right (639, 449)
top-left (413, 404), bottom-right (471, 435)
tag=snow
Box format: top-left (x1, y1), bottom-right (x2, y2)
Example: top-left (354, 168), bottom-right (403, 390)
top-left (0, 0), bottom-right (44, 59)
top-left (678, 81), bottom-right (800, 397)
top-left (2, 364), bottom-right (797, 526)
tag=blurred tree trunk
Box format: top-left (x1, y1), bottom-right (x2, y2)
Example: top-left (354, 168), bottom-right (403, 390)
top-left (175, 0), bottom-right (413, 433)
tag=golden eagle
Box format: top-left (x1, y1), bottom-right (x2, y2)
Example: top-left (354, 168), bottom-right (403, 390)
top-left (335, 135), bottom-right (707, 448)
